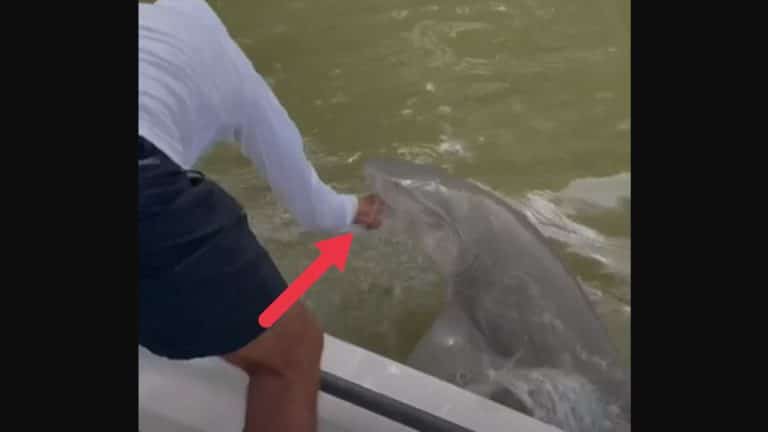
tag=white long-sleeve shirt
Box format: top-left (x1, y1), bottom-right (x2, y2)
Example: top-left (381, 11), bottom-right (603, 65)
top-left (139, 0), bottom-right (358, 233)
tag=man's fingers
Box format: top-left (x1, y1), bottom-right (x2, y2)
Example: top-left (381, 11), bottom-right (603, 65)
top-left (353, 194), bottom-right (385, 230)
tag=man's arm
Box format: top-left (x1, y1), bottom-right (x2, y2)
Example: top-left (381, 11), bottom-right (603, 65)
top-left (232, 61), bottom-right (360, 233)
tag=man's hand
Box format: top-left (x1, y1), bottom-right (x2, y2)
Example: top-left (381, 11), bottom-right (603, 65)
top-left (353, 194), bottom-right (384, 230)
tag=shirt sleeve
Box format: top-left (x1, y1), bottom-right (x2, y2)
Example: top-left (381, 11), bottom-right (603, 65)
top-left (231, 53), bottom-right (358, 233)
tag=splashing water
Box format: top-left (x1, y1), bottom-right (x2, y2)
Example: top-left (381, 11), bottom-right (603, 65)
top-left (490, 368), bottom-right (628, 432)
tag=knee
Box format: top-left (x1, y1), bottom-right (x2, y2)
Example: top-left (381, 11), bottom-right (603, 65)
top-left (226, 305), bottom-right (324, 378)
top-left (284, 310), bottom-right (323, 373)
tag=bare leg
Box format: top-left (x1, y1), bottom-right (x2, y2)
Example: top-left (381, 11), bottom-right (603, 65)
top-left (223, 304), bottom-right (323, 432)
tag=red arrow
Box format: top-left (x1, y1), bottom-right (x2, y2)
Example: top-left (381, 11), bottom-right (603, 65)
top-left (258, 233), bottom-right (354, 328)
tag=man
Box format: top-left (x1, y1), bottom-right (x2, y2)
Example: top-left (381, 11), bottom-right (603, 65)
top-left (139, 1), bottom-right (383, 431)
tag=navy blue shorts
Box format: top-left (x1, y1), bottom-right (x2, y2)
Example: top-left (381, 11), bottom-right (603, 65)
top-left (138, 136), bottom-right (287, 359)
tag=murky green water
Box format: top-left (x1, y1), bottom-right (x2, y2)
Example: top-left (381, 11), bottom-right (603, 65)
top-left (189, 0), bottom-right (630, 365)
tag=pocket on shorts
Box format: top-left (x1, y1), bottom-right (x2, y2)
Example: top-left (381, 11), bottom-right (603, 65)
top-left (186, 170), bottom-right (206, 187)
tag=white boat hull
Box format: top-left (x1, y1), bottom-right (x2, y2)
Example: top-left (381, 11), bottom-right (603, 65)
top-left (139, 334), bottom-right (562, 432)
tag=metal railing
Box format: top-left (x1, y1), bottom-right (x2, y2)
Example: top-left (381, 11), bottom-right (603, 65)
top-left (320, 371), bottom-right (475, 432)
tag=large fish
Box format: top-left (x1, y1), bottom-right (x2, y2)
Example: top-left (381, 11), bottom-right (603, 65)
top-left (363, 159), bottom-right (630, 432)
